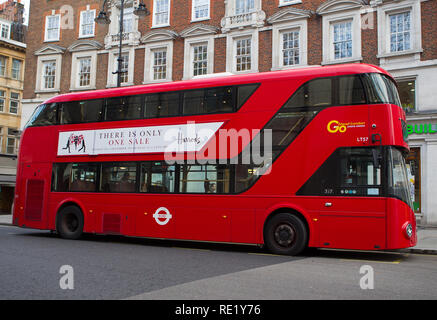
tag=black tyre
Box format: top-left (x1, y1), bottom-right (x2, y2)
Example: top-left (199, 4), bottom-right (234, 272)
top-left (264, 213), bottom-right (308, 256)
top-left (56, 205), bottom-right (84, 240)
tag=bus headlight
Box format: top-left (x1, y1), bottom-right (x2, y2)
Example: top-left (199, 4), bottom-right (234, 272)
top-left (405, 223), bottom-right (413, 238)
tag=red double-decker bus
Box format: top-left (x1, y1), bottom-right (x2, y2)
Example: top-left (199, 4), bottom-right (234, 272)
top-left (13, 64), bottom-right (416, 255)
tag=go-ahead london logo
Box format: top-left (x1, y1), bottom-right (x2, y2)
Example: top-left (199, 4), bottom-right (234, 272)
top-left (153, 207), bottom-right (173, 226)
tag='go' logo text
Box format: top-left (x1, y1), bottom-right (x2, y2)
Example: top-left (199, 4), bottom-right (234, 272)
top-left (327, 120), bottom-right (347, 133)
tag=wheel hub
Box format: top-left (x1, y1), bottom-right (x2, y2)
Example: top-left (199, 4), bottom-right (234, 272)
top-left (274, 224), bottom-right (296, 247)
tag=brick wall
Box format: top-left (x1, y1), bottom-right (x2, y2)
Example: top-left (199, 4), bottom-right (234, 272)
top-left (23, 0), bottom-right (437, 100)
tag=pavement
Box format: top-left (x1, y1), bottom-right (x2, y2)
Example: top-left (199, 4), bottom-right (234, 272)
top-left (1, 214), bottom-right (436, 255)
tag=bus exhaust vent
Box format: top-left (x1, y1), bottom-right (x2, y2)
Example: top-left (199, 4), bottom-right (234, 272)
top-left (103, 214), bottom-right (121, 234)
top-left (24, 179), bottom-right (44, 221)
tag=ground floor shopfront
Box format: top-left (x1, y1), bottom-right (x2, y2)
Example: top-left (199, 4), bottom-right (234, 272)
top-left (0, 155), bottom-right (16, 214)
top-left (405, 115), bottom-right (437, 226)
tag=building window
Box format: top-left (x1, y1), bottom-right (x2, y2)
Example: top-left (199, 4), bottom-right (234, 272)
top-left (0, 56), bottom-right (6, 76)
top-left (43, 60), bottom-right (57, 89)
top-left (115, 53), bottom-right (130, 84)
top-left (0, 91), bottom-right (4, 112)
top-left (79, 10), bottom-right (96, 38)
top-left (192, 0), bottom-right (210, 21)
top-left (153, 0), bottom-right (170, 27)
top-left (78, 57), bottom-right (92, 87)
top-left (152, 49), bottom-right (167, 80)
top-left (282, 30), bottom-right (300, 66)
top-left (7, 128), bottom-right (18, 154)
top-left (389, 12), bottom-right (411, 52)
top-left (11, 59), bottom-right (22, 80)
top-left (333, 21), bottom-right (352, 59)
top-left (192, 44), bottom-right (208, 76)
top-left (45, 14), bottom-right (61, 41)
top-left (236, 0), bottom-right (255, 14)
top-left (0, 23), bottom-right (10, 39)
top-left (397, 79), bottom-right (415, 113)
top-left (122, 7), bottom-right (134, 33)
top-left (235, 38), bottom-right (251, 72)
top-left (9, 92), bottom-right (19, 114)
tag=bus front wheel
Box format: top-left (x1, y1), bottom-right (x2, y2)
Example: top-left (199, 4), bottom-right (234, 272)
top-left (56, 205), bottom-right (84, 240)
top-left (264, 213), bottom-right (308, 256)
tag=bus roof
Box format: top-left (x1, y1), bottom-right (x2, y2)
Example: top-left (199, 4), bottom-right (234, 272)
top-left (44, 63), bottom-right (391, 104)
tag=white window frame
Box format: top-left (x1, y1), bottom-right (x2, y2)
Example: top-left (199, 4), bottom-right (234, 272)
top-left (272, 19), bottom-right (308, 70)
top-left (377, 0), bottom-right (422, 60)
top-left (191, 0), bottom-right (210, 22)
top-left (279, 0), bottom-right (302, 7)
top-left (152, 0), bottom-right (171, 28)
top-left (42, 60), bottom-right (57, 90)
top-left (44, 14), bottom-right (61, 42)
top-left (321, 10), bottom-right (362, 65)
top-left (332, 20), bottom-right (353, 60)
top-left (106, 48), bottom-right (135, 87)
top-left (226, 30), bottom-right (259, 74)
top-left (70, 51), bottom-right (97, 90)
top-left (183, 36), bottom-right (214, 80)
top-left (144, 41), bottom-right (173, 84)
top-left (0, 22), bottom-right (10, 39)
top-left (35, 54), bottom-right (62, 93)
top-left (79, 9), bottom-right (96, 38)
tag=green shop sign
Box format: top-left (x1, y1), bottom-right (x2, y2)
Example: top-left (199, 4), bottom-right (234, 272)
top-left (406, 123), bottom-right (437, 136)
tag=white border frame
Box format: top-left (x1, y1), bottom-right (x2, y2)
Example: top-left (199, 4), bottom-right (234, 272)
top-left (79, 8), bottom-right (96, 39)
top-left (143, 40), bottom-right (174, 84)
top-left (44, 14), bottom-right (61, 42)
top-left (191, 0), bottom-right (211, 22)
top-left (152, 0), bottom-right (171, 28)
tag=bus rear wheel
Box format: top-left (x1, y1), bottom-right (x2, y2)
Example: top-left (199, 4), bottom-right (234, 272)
top-left (264, 213), bottom-right (308, 256)
top-left (56, 205), bottom-right (84, 240)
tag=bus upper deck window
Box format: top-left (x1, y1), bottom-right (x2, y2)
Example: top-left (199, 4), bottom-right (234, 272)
top-left (29, 103), bottom-right (58, 126)
top-left (61, 99), bottom-right (103, 124)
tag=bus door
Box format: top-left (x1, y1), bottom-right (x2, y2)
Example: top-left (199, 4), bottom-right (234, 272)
top-left (321, 147), bottom-right (386, 250)
top-left (18, 162), bottom-right (52, 229)
top-left (299, 147), bottom-right (387, 250)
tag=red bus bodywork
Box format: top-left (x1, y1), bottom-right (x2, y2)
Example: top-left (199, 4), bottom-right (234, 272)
top-left (13, 64), bottom-right (417, 251)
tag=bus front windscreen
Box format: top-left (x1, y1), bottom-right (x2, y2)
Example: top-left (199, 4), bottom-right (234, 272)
top-left (388, 147), bottom-right (413, 209)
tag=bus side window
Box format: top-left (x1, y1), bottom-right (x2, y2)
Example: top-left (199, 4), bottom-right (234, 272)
top-left (285, 78), bottom-right (332, 109)
top-left (144, 93), bottom-right (179, 118)
top-left (338, 76), bottom-right (366, 105)
top-left (61, 100), bottom-right (103, 124)
top-left (105, 96), bottom-right (142, 121)
top-left (70, 164), bottom-right (97, 192)
top-left (297, 148), bottom-right (382, 197)
top-left (100, 163), bottom-right (137, 193)
top-left (31, 103), bottom-right (59, 126)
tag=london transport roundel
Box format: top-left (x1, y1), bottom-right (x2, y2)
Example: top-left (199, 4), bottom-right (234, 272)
top-left (153, 207), bottom-right (172, 226)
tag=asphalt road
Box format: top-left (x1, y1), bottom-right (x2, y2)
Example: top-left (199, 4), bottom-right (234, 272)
top-left (1, 224), bottom-right (436, 300)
